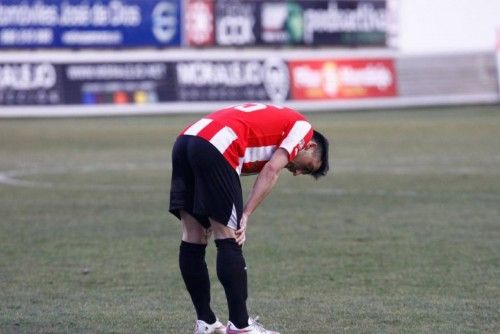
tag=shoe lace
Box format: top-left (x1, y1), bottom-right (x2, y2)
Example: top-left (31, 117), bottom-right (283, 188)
top-left (249, 317), bottom-right (266, 333)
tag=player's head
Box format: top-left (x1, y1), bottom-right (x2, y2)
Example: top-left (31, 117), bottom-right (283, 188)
top-left (310, 130), bottom-right (329, 178)
top-left (286, 130), bottom-right (330, 179)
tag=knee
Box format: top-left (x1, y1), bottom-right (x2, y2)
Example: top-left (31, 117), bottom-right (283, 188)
top-left (181, 211), bottom-right (209, 244)
top-left (182, 227), bottom-right (209, 244)
top-left (210, 220), bottom-right (236, 240)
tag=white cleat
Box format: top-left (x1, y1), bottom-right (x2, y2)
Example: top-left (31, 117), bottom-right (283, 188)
top-left (225, 317), bottom-right (280, 334)
top-left (194, 319), bottom-right (227, 334)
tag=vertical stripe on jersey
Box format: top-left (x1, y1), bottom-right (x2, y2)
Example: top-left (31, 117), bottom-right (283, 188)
top-left (236, 157), bottom-right (244, 175)
top-left (209, 126), bottom-right (238, 154)
top-left (228, 204), bottom-right (238, 230)
top-left (184, 118), bottom-right (212, 135)
top-left (280, 120), bottom-right (312, 155)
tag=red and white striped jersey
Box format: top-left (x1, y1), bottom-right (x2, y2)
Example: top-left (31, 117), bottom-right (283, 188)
top-left (180, 103), bottom-right (313, 175)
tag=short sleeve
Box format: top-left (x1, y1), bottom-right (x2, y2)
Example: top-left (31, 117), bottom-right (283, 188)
top-left (279, 120), bottom-right (313, 160)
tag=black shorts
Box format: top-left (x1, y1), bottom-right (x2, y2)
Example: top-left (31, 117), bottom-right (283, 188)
top-left (169, 135), bottom-right (243, 230)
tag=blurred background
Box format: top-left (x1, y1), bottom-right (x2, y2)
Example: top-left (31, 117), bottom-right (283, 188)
top-left (0, 0), bottom-right (499, 116)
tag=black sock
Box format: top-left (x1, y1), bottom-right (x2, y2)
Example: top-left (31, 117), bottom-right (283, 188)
top-left (179, 241), bottom-right (216, 324)
top-left (215, 238), bottom-right (249, 329)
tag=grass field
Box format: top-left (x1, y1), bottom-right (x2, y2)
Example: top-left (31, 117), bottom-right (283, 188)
top-left (0, 105), bottom-right (499, 333)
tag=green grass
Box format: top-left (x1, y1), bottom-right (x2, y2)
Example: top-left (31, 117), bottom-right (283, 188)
top-left (0, 105), bottom-right (499, 333)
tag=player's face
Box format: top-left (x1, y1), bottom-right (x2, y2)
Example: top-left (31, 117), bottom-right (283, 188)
top-left (286, 145), bottom-right (321, 176)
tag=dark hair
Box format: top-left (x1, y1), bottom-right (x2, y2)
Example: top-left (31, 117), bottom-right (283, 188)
top-left (311, 130), bottom-right (330, 179)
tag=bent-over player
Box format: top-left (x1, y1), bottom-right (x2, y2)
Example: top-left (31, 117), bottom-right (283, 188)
top-left (169, 103), bottom-right (329, 334)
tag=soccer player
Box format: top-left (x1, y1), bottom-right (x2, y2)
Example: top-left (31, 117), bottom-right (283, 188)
top-left (169, 103), bottom-right (329, 334)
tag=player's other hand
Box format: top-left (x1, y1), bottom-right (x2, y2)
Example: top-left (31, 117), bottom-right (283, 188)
top-left (235, 213), bottom-right (248, 246)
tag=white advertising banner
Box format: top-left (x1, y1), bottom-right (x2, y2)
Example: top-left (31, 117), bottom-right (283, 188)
top-left (497, 29), bottom-right (500, 99)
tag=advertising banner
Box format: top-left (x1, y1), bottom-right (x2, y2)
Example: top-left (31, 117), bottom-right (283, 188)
top-left (0, 62), bottom-right (64, 105)
top-left (175, 58), bottom-right (290, 102)
top-left (188, 0), bottom-right (388, 47)
top-left (0, 0), bottom-right (181, 48)
top-left (214, 0), bottom-right (259, 46)
top-left (185, 0), bottom-right (215, 47)
top-left (0, 61), bottom-right (177, 105)
top-left (289, 58), bottom-right (397, 100)
top-left (259, 1), bottom-right (304, 45)
top-left (62, 62), bottom-right (177, 105)
top-left (258, 0), bottom-right (387, 47)
top-left (301, 0), bottom-right (387, 46)
top-left (497, 28), bottom-right (500, 98)
top-left (1, 56), bottom-right (397, 109)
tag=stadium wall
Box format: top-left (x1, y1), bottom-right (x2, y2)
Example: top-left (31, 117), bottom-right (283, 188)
top-left (0, 49), bottom-right (498, 118)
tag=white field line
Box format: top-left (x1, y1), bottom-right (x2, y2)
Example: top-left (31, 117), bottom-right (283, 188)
top-left (0, 162), bottom-right (170, 191)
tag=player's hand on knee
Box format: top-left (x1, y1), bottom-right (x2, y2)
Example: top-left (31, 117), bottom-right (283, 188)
top-left (235, 213), bottom-right (248, 246)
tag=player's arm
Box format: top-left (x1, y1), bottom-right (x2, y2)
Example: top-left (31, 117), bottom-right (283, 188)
top-left (235, 148), bottom-right (289, 245)
top-left (243, 147), bottom-right (289, 217)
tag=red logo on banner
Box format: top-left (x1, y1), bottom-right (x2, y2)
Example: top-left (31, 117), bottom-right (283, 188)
top-left (113, 91), bottom-right (129, 104)
top-left (289, 59), bottom-right (397, 100)
top-left (186, 0), bottom-right (215, 46)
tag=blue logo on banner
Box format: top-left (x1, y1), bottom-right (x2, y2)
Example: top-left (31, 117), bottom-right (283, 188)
top-left (152, 1), bottom-right (180, 44)
top-left (0, 0), bottom-right (181, 48)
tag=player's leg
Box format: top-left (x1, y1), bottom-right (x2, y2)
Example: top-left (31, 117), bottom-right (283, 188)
top-left (181, 209), bottom-right (211, 244)
top-left (186, 136), bottom-right (250, 330)
top-left (211, 219), bottom-right (250, 330)
top-left (179, 211), bottom-right (225, 332)
top-left (210, 222), bottom-right (280, 333)
top-left (169, 135), bottom-right (220, 329)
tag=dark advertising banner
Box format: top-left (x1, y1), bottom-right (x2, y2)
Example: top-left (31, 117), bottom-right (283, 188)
top-left (1, 56), bottom-right (397, 107)
top-left (259, 1), bottom-right (304, 45)
top-left (175, 58), bottom-right (290, 102)
top-left (301, 0), bottom-right (387, 46)
top-left (289, 58), bottom-right (397, 100)
top-left (185, 0), bottom-right (388, 47)
top-left (0, 0), bottom-right (181, 48)
top-left (214, 0), bottom-right (259, 46)
top-left (63, 62), bottom-right (177, 105)
top-left (497, 29), bottom-right (500, 96)
top-left (0, 62), bottom-right (64, 105)
top-left (0, 61), bottom-right (177, 105)
top-left (259, 0), bottom-right (387, 46)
